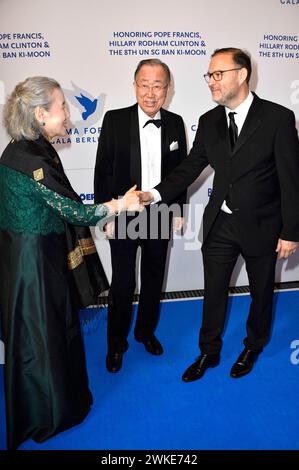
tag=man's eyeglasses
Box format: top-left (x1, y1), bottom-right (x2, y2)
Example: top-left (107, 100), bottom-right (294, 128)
top-left (135, 82), bottom-right (168, 93)
top-left (203, 68), bottom-right (242, 83)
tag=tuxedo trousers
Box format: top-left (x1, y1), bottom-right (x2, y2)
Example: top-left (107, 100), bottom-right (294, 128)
top-left (107, 238), bottom-right (169, 353)
top-left (200, 211), bottom-right (277, 354)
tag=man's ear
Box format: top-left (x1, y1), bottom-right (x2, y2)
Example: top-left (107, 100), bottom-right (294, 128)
top-left (239, 68), bottom-right (248, 85)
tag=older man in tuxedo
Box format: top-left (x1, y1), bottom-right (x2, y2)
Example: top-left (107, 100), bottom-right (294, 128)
top-left (140, 48), bottom-right (299, 381)
top-left (94, 59), bottom-right (187, 372)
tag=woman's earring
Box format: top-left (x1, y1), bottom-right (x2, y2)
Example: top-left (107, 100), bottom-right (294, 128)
top-left (40, 121), bottom-right (45, 126)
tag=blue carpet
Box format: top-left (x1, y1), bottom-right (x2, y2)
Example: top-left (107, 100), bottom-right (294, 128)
top-left (1, 291), bottom-right (299, 450)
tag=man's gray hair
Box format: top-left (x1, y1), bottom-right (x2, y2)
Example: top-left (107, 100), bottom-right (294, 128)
top-left (134, 59), bottom-right (171, 84)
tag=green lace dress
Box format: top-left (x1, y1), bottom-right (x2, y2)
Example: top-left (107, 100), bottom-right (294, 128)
top-left (0, 164), bottom-right (109, 449)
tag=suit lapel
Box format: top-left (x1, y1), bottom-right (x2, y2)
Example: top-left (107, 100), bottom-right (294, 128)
top-left (216, 106), bottom-right (230, 150)
top-left (160, 108), bottom-right (169, 178)
top-left (232, 94), bottom-right (263, 156)
top-left (130, 104), bottom-right (142, 189)
top-left (214, 106), bottom-right (231, 161)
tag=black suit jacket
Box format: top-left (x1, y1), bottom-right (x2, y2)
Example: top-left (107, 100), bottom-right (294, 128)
top-left (94, 103), bottom-right (187, 209)
top-left (154, 93), bottom-right (299, 255)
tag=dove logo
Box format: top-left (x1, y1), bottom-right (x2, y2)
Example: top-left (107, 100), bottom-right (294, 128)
top-left (59, 84), bottom-right (105, 144)
top-left (75, 93), bottom-right (97, 120)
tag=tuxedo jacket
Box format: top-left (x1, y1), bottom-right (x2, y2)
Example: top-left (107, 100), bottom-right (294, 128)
top-left (94, 103), bottom-right (187, 212)
top-left (155, 93), bottom-right (299, 255)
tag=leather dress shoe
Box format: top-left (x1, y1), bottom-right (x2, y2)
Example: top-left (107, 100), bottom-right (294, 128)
top-left (182, 353), bottom-right (220, 382)
top-left (230, 348), bottom-right (259, 378)
top-left (106, 352), bottom-right (123, 373)
top-left (136, 334), bottom-right (164, 355)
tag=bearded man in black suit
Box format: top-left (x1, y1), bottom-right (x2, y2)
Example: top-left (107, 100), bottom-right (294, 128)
top-left (140, 48), bottom-right (299, 381)
top-left (94, 59), bottom-right (187, 372)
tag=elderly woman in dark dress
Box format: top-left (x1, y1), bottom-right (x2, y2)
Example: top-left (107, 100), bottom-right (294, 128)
top-left (0, 76), bottom-right (141, 449)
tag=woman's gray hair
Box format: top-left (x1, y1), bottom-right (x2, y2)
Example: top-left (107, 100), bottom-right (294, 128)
top-left (3, 76), bottom-right (61, 141)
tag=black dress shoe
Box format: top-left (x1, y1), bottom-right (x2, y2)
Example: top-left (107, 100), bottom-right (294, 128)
top-left (106, 352), bottom-right (123, 373)
top-left (230, 348), bottom-right (259, 378)
top-left (136, 334), bottom-right (163, 355)
top-left (182, 353), bottom-right (220, 382)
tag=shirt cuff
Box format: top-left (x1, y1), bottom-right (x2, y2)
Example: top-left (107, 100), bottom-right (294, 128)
top-left (150, 188), bottom-right (162, 204)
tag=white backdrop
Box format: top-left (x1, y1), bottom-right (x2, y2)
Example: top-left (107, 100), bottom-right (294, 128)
top-left (0, 0), bottom-right (299, 298)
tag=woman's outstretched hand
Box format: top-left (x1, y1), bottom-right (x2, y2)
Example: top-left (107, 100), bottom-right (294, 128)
top-left (122, 185), bottom-right (144, 212)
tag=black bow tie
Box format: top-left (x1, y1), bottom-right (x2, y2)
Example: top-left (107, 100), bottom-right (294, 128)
top-left (143, 119), bottom-right (162, 128)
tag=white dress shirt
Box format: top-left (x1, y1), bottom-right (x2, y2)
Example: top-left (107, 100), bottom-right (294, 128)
top-left (138, 106), bottom-right (162, 191)
top-left (225, 91), bottom-right (254, 135)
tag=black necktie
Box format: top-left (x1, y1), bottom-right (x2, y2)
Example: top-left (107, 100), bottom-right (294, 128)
top-left (143, 119), bottom-right (162, 128)
top-left (228, 112), bottom-right (238, 150)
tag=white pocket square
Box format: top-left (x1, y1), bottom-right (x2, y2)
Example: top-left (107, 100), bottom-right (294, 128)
top-left (169, 141), bottom-right (179, 151)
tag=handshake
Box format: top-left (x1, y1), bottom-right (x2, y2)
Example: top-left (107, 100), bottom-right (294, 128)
top-left (105, 185), bottom-right (184, 236)
top-left (110, 185), bottom-right (155, 214)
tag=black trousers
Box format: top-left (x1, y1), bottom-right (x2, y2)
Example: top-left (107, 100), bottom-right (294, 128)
top-left (200, 211), bottom-right (277, 354)
top-left (107, 238), bottom-right (169, 354)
